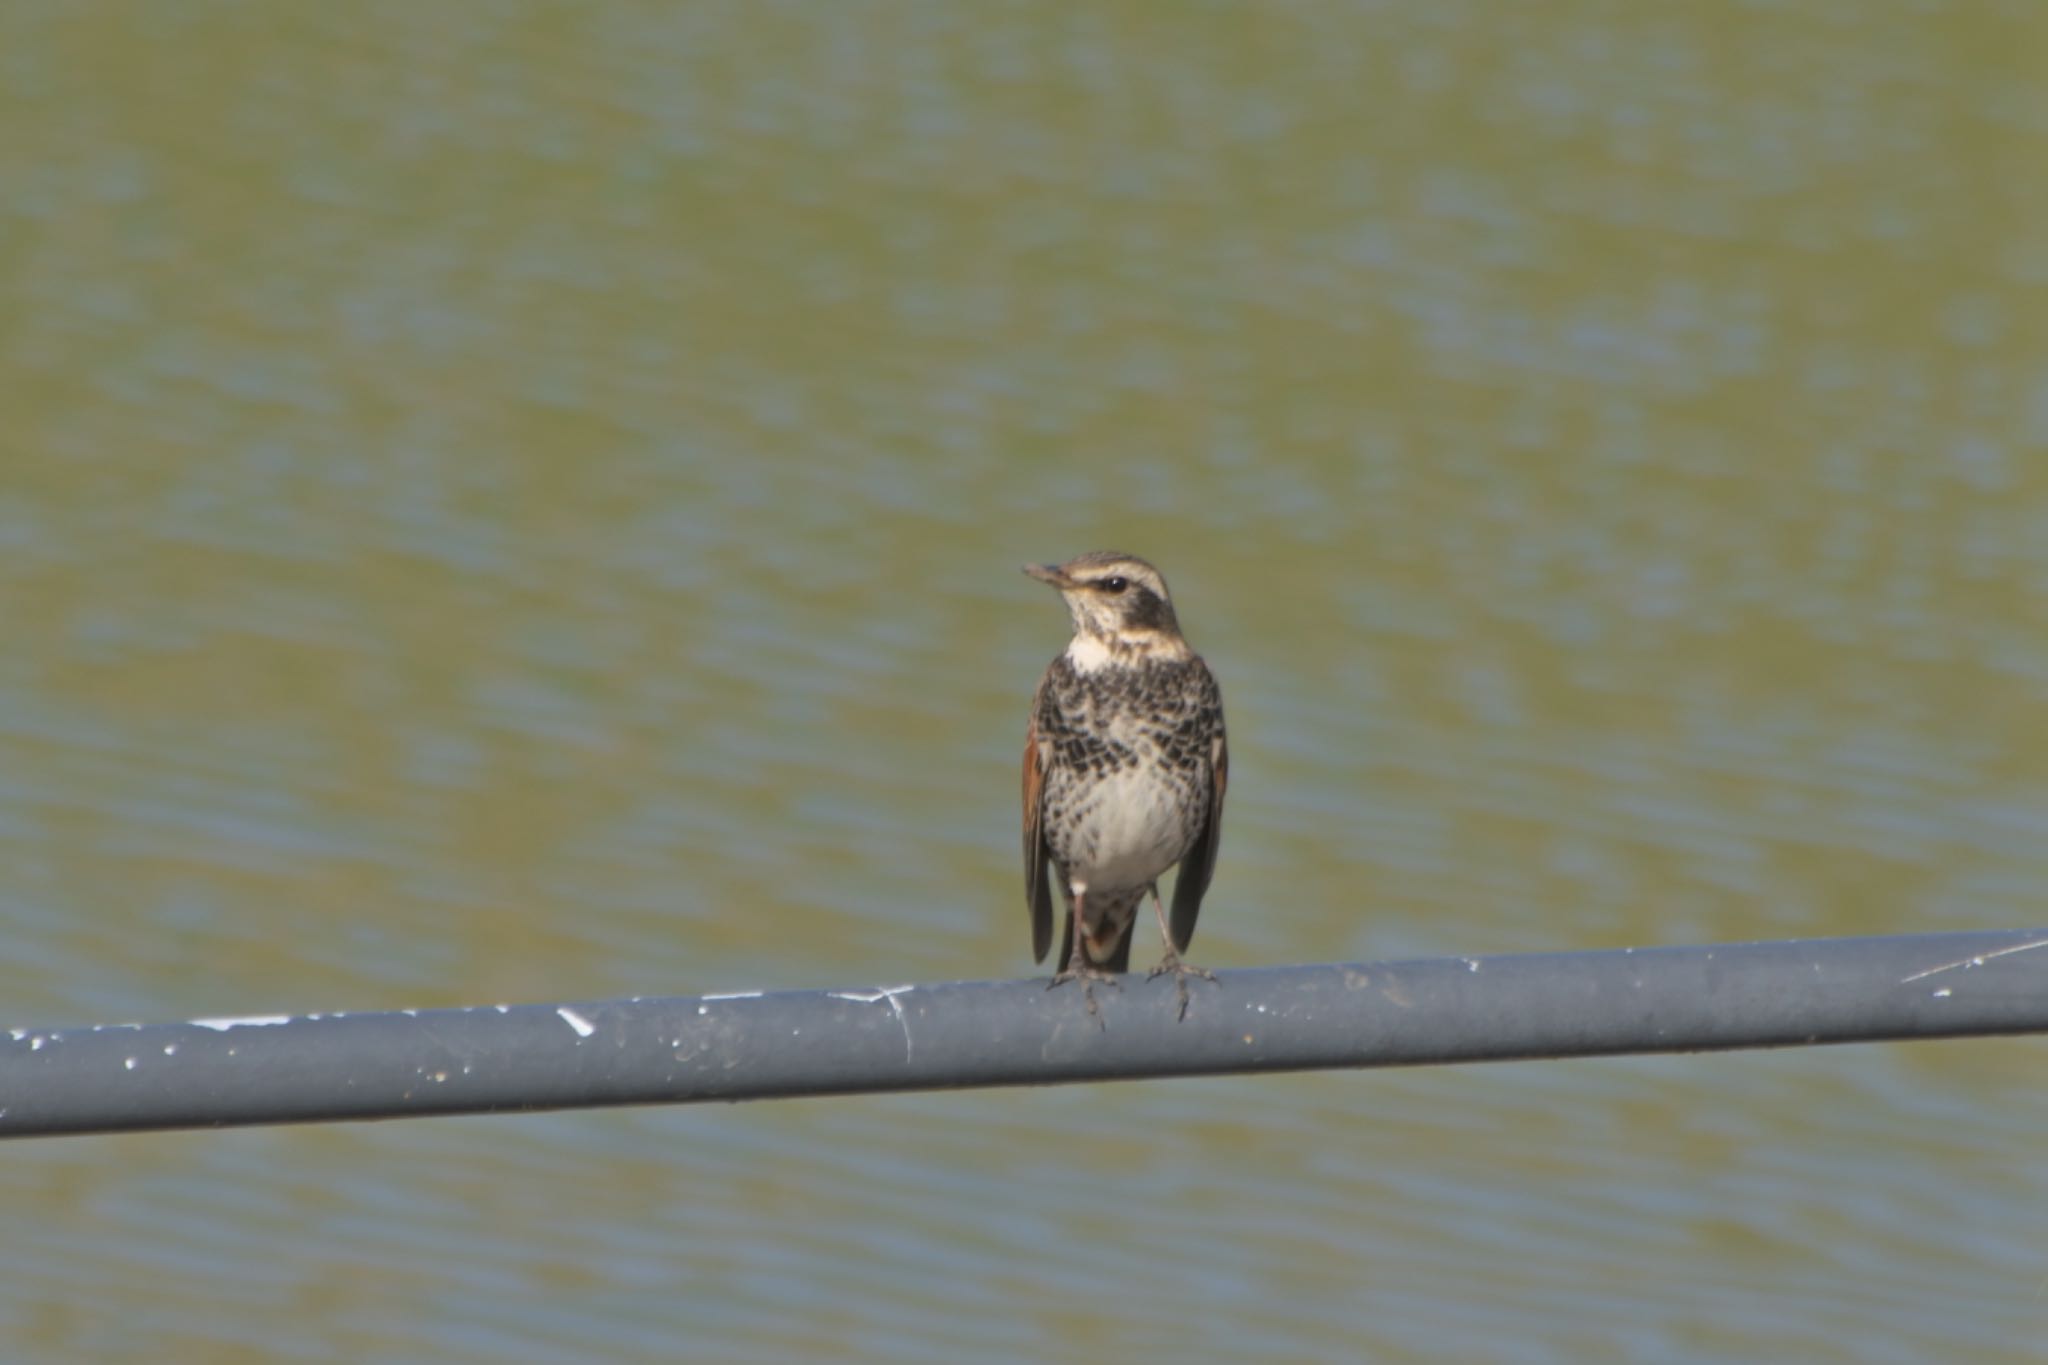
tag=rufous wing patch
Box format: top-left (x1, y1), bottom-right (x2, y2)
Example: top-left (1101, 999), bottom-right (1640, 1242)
top-left (1168, 731), bottom-right (1227, 952)
top-left (1022, 713), bottom-right (1055, 963)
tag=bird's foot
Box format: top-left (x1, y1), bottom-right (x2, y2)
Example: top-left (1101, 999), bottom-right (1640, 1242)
top-left (1049, 960), bottom-right (1122, 1025)
top-left (1148, 951), bottom-right (1218, 1020)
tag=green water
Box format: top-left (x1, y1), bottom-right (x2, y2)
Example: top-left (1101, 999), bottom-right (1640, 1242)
top-left (2, 3), bottom-right (2045, 1360)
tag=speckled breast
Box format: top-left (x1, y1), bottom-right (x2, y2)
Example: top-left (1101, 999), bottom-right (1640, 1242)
top-left (1036, 656), bottom-right (1221, 895)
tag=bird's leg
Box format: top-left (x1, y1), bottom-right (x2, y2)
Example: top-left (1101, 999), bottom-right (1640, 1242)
top-left (1047, 890), bottom-right (1120, 1023)
top-left (1146, 882), bottom-right (1217, 1020)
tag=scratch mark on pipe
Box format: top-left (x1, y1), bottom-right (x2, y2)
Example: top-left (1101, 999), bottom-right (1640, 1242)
top-left (191, 1016), bottom-right (292, 1032)
top-left (828, 985), bottom-right (918, 1061)
top-left (1900, 936), bottom-right (2048, 983)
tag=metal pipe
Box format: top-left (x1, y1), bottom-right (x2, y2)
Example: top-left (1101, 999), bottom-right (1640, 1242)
top-left (4, 929), bottom-right (2044, 1139)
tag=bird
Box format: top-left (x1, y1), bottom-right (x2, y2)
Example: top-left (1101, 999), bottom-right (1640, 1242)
top-left (1020, 551), bottom-right (1228, 1019)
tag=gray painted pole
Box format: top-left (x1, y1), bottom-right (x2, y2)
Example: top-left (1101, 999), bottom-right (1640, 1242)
top-left (3, 929), bottom-right (2045, 1139)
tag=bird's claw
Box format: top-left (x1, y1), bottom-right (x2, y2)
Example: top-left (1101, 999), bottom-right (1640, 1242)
top-left (1148, 952), bottom-right (1218, 1020)
top-left (1050, 961), bottom-right (1122, 1027)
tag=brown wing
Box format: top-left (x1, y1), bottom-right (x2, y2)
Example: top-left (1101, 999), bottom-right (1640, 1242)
top-left (1167, 728), bottom-right (1227, 952)
top-left (1022, 708), bottom-right (1055, 964)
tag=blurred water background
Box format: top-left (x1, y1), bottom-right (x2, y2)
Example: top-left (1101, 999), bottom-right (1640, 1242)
top-left (3, 3), bottom-right (2046, 1360)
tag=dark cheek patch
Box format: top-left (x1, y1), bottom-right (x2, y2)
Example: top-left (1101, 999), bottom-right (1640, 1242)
top-left (1124, 587), bottom-right (1170, 631)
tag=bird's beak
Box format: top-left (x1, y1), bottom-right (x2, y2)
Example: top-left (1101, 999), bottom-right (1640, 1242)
top-left (1022, 562), bottom-right (1071, 588)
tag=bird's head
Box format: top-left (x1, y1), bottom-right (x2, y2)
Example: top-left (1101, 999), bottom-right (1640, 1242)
top-left (1023, 551), bottom-right (1189, 666)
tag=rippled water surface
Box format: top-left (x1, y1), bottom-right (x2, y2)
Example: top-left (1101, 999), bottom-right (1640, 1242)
top-left (3, 4), bottom-right (2046, 1360)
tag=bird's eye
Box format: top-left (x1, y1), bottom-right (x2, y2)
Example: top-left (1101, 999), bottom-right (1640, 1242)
top-left (1097, 576), bottom-right (1129, 594)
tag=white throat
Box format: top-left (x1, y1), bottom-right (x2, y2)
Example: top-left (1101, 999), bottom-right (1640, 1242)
top-left (1063, 630), bottom-right (1183, 673)
top-left (1065, 634), bottom-right (1116, 673)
